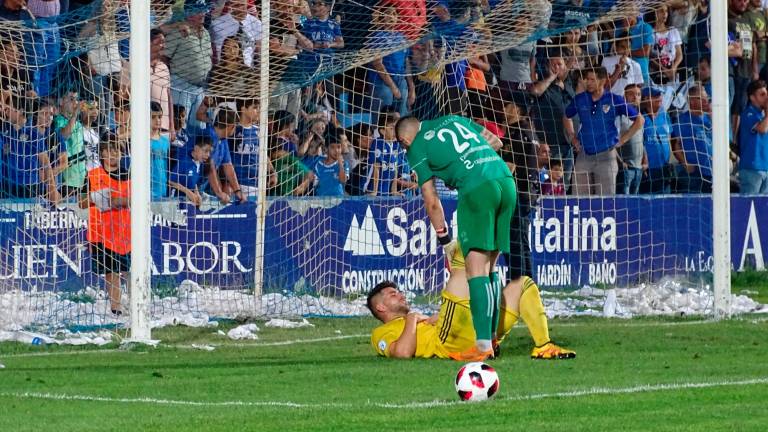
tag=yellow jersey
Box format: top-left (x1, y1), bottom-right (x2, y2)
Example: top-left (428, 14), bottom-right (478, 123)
top-left (371, 317), bottom-right (442, 358)
top-left (370, 292), bottom-right (476, 359)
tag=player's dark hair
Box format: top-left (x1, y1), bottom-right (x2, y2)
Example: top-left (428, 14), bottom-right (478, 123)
top-left (366, 281), bottom-right (397, 321)
top-left (549, 158), bottom-right (563, 169)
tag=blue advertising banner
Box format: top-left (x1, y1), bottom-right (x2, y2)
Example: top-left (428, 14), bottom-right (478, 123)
top-left (1, 196), bottom-right (766, 294)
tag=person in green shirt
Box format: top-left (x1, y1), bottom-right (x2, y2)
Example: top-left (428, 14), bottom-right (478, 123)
top-left (268, 137), bottom-right (316, 197)
top-left (54, 91), bottom-right (87, 197)
top-left (395, 114), bottom-right (516, 361)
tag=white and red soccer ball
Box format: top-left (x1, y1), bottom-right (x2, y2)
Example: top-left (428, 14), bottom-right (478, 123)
top-left (454, 362), bottom-right (500, 402)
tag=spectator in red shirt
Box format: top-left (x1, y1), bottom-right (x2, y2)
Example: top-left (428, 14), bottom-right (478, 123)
top-left (541, 159), bottom-right (566, 196)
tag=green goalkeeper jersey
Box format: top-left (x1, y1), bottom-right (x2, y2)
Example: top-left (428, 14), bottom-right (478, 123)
top-left (406, 115), bottom-right (512, 192)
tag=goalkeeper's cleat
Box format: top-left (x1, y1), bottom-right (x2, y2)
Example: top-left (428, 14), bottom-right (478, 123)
top-left (531, 342), bottom-right (576, 360)
top-left (448, 346), bottom-right (494, 362)
top-left (492, 339), bottom-right (501, 359)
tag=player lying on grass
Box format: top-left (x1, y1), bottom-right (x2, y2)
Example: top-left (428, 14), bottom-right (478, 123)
top-left (366, 247), bottom-right (575, 360)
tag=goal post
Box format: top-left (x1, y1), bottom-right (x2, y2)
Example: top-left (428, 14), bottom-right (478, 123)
top-left (128, 0), bottom-right (153, 343)
top-left (710, 0), bottom-right (732, 318)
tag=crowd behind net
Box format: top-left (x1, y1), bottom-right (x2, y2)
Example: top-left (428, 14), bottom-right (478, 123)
top-left (0, 0), bottom-right (764, 339)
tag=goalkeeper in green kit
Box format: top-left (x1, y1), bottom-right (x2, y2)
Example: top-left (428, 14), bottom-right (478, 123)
top-left (395, 115), bottom-right (516, 362)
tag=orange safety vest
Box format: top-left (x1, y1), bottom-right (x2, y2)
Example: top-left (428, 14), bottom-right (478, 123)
top-left (87, 167), bottom-right (131, 255)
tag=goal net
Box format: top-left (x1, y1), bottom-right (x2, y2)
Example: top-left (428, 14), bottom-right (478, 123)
top-left (0, 0), bottom-right (762, 341)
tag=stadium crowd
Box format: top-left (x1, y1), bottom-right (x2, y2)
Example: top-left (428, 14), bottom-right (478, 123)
top-left (1, 0), bottom-right (768, 206)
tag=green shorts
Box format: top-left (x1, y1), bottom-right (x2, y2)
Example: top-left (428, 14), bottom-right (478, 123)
top-left (457, 177), bottom-right (517, 256)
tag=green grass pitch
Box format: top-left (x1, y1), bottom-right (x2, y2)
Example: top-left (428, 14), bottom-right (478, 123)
top-left (1, 315), bottom-right (767, 432)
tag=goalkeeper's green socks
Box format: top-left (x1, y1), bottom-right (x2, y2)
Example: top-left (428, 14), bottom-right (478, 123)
top-left (489, 271), bottom-right (502, 336)
top-left (468, 276), bottom-right (493, 352)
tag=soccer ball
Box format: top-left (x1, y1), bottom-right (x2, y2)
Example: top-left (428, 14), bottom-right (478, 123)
top-left (454, 362), bottom-right (500, 402)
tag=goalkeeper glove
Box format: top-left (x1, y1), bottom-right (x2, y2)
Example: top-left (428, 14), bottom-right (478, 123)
top-left (437, 227), bottom-right (457, 261)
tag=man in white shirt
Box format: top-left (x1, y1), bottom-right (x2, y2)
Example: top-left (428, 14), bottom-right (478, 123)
top-left (210, 0), bottom-right (262, 67)
top-left (602, 37), bottom-right (644, 96)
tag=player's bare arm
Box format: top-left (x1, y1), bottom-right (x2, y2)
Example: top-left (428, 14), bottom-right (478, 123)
top-left (388, 312), bottom-right (429, 358)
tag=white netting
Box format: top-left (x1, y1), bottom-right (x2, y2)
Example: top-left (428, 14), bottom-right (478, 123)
top-left (0, 0), bottom-right (764, 340)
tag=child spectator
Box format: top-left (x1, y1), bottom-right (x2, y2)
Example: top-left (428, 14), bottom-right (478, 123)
top-left (294, 0), bottom-right (344, 78)
top-left (199, 108), bottom-right (246, 204)
top-left (602, 38), bottom-right (644, 96)
top-left (169, 136), bottom-right (213, 207)
top-left (81, 138), bottom-right (131, 316)
top-left (394, 145), bottom-right (418, 197)
top-left (271, 110), bottom-right (301, 157)
top-left (172, 104), bottom-right (191, 150)
top-left (231, 98), bottom-right (276, 197)
top-left (346, 123), bottom-right (375, 195)
top-left (541, 159), bottom-right (566, 196)
top-left (81, 100), bottom-right (101, 171)
top-left (617, 84), bottom-right (647, 195)
top-left (150, 101), bottom-right (170, 199)
top-left (299, 118), bottom-right (327, 166)
top-left (295, 0), bottom-right (344, 54)
top-left (365, 111), bottom-right (401, 196)
top-left (55, 91), bottom-right (87, 198)
top-left (648, 4), bottom-right (683, 86)
top-left (150, 29), bottom-right (174, 140)
top-left (269, 136), bottom-right (316, 196)
top-left (211, 0), bottom-right (262, 67)
top-left (1, 98), bottom-right (63, 203)
top-left (311, 130), bottom-right (349, 196)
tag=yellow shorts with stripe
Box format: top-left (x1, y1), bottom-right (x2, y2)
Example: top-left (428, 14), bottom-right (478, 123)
top-left (435, 290), bottom-right (517, 358)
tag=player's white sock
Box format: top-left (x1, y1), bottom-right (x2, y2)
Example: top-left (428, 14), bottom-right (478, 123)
top-left (477, 339), bottom-right (492, 352)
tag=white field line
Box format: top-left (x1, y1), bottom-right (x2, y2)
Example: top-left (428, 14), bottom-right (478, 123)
top-left (1, 377), bottom-right (766, 410)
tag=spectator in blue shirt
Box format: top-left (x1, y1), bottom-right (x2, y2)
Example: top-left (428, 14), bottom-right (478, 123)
top-left (294, 0), bottom-right (344, 79)
top-left (368, 5), bottom-right (413, 117)
top-left (199, 108), bottom-right (246, 204)
top-left (564, 67), bottom-right (643, 195)
top-left (639, 86), bottom-right (681, 195)
top-left (231, 98), bottom-right (276, 197)
top-left (738, 79), bottom-right (768, 194)
top-left (1, 98), bottom-right (63, 203)
top-left (365, 111), bottom-right (401, 196)
top-left (673, 85), bottom-right (713, 194)
top-left (169, 136), bottom-right (213, 207)
top-left (311, 130), bottom-right (349, 196)
top-left (150, 101), bottom-right (170, 199)
top-left (629, 13), bottom-right (655, 83)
